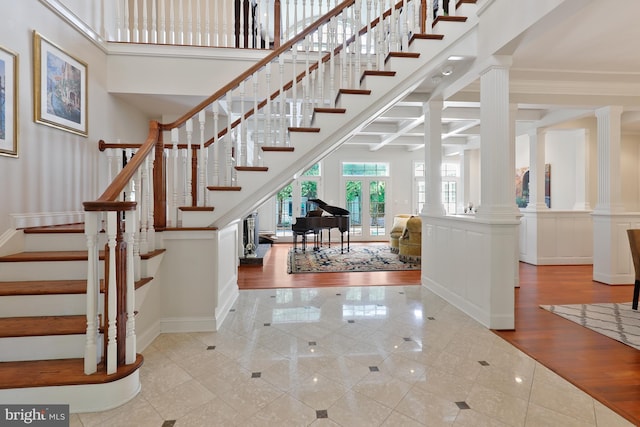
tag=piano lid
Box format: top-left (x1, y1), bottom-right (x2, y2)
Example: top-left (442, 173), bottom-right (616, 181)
top-left (309, 198), bottom-right (349, 216)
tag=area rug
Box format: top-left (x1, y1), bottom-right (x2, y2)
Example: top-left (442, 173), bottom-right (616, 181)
top-left (540, 302), bottom-right (640, 351)
top-left (288, 244), bottom-right (420, 274)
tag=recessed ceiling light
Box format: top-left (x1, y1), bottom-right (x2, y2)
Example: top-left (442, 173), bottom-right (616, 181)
top-left (447, 55), bottom-right (465, 61)
top-left (441, 65), bottom-right (454, 76)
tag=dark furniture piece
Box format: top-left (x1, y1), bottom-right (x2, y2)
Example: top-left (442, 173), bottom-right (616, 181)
top-left (291, 199), bottom-right (350, 253)
top-left (627, 229), bottom-right (640, 310)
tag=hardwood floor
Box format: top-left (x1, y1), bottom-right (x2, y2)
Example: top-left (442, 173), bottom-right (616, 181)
top-left (238, 243), bottom-right (640, 425)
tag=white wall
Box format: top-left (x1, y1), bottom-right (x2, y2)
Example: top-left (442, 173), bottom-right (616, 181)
top-left (0, 0), bottom-right (151, 235)
top-left (622, 134), bottom-right (640, 212)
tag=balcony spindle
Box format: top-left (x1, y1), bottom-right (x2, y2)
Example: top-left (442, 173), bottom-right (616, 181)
top-left (198, 110), bottom-right (207, 205)
top-left (212, 102), bottom-right (220, 186)
top-left (185, 118), bottom-right (193, 206)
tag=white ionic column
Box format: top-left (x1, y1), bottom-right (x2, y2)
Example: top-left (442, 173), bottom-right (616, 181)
top-left (593, 106), bottom-right (631, 285)
top-left (476, 57), bottom-right (517, 220)
top-left (595, 106), bottom-right (624, 213)
top-left (526, 128), bottom-right (549, 210)
top-left (422, 99), bottom-right (445, 216)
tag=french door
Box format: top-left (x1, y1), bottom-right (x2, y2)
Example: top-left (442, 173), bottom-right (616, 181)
top-left (344, 178), bottom-right (388, 240)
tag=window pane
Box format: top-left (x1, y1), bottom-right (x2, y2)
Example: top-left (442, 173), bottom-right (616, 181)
top-left (346, 180), bottom-right (362, 236)
top-left (276, 184), bottom-right (293, 236)
top-left (369, 180), bottom-right (386, 236)
top-left (303, 163), bottom-right (321, 176)
top-left (300, 181), bottom-right (318, 216)
top-left (342, 162), bottom-right (389, 176)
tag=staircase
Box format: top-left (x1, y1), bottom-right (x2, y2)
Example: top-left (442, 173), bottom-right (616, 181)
top-left (0, 0), bottom-right (479, 413)
top-left (0, 224), bottom-right (161, 412)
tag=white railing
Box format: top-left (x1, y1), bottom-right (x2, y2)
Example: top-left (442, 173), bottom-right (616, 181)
top-left (107, 0), bottom-right (450, 48)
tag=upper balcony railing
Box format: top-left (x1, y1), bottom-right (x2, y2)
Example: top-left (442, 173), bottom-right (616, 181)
top-left (107, 0), bottom-right (454, 49)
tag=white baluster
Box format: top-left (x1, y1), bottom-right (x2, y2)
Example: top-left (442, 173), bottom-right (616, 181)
top-left (253, 74), bottom-right (259, 165)
top-left (195, 0), bottom-right (202, 45)
top-left (265, 62), bottom-right (272, 148)
top-left (186, 0), bottom-right (193, 45)
top-left (413, 0), bottom-right (420, 36)
top-left (178, 0), bottom-right (184, 44)
top-left (146, 148), bottom-right (156, 251)
top-left (142, 0), bottom-right (149, 43)
top-left (140, 155), bottom-right (150, 255)
top-left (223, 0), bottom-right (228, 46)
top-left (115, 0), bottom-right (123, 41)
top-left (151, 0), bottom-right (157, 43)
top-left (84, 211), bottom-right (100, 375)
top-left (293, 0), bottom-right (298, 39)
top-left (132, 0), bottom-right (140, 42)
top-left (426, 0), bottom-right (433, 34)
top-left (185, 118), bottom-right (193, 206)
top-left (171, 128), bottom-right (179, 226)
top-left (291, 44), bottom-right (298, 126)
top-left (355, 0), bottom-right (361, 79)
top-left (204, 0), bottom-right (210, 46)
top-left (239, 81), bottom-right (246, 166)
top-left (366, 0), bottom-right (372, 70)
top-left (124, 0), bottom-right (131, 41)
top-left (133, 155), bottom-right (142, 281)
top-left (198, 110), bottom-right (206, 205)
top-left (285, 0), bottom-right (290, 41)
top-left (279, 55), bottom-right (286, 145)
top-left (304, 35), bottom-right (310, 126)
top-left (239, 0), bottom-right (245, 47)
top-left (106, 211), bottom-right (118, 375)
top-left (159, 0), bottom-right (166, 43)
top-left (125, 209), bottom-right (137, 365)
top-left (265, 0), bottom-right (271, 48)
top-left (329, 16), bottom-right (336, 107)
top-left (212, 102), bottom-right (220, 186)
top-left (226, 89), bottom-right (233, 185)
top-left (169, 0), bottom-right (175, 43)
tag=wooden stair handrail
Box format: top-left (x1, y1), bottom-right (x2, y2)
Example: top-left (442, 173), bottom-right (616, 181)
top-left (159, 0), bottom-right (356, 131)
top-left (86, 121), bottom-right (160, 206)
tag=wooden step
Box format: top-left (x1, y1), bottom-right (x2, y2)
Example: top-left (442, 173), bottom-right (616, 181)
top-left (0, 251), bottom-right (99, 262)
top-left (178, 206), bottom-right (214, 212)
top-left (0, 315), bottom-right (88, 338)
top-left (360, 70), bottom-right (396, 85)
top-left (433, 15), bottom-right (468, 27)
top-left (288, 127), bottom-right (321, 133)
top-left (314, 107), bottom-right (347, 114)
top-left (409, 33), bottom-right (445, 44)
top-left (0, 280), bottom-right (88, 296)
top-left (262, 146), bottom-right (294, 152)
top-left (208, 186), bottom-right (242, 191)
top-left (0, 355), bottom-right (143, 390)
top-left (23, 223), bottom-right (85, 234)
top-left (235, 166), bottom-right (269, 172)
top-left (385, 52), bottom-right (420, 64)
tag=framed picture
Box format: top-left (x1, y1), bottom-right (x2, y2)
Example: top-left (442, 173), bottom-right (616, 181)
top-left (33, 31), bottom-right (87, 137)
top-left (0, 45), bottom-right (18, 157)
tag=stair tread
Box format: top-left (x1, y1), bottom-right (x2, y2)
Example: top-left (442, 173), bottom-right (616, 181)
top-left (23, 224), bottom-right (85, 234)
top-left (0, 251), bottom-right (96, 262)
top-left (0, 280), bottom-right (88, 296)
top-left (262, 146), bottom-right (294, 152)
top-left (0, 277), bottom-right (153, 296)
top-left (0, 354), bottom-right (143, 390)
top-left (0, 315), bottom-right (87, 337)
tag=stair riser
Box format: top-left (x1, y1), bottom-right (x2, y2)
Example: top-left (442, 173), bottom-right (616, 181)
top-left (24, 233), bottom-right (100, 252)
top-left (0, 294), bottom-right (101, 317)
top-left (0, 334), bottom-right (102, 362)
top-left (1, 261), bottom-right (93, 281)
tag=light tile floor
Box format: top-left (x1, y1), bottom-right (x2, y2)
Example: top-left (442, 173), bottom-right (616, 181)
top-left (71, 286), bottom-right (634, 426)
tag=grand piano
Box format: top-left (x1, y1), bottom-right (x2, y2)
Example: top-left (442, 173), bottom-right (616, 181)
top-left (292, 198), bottom-right (350, 253)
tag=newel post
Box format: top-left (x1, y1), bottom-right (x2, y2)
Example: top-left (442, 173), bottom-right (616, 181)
top-left (153, 121), bottom-right (167, 230)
